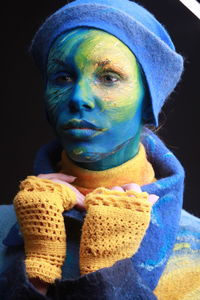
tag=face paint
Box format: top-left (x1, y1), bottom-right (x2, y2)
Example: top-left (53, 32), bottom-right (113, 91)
top-left (45, 28), bottom-right (146, 170)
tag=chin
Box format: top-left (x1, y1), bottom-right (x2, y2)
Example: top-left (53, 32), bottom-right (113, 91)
top-left (67, 149), bottom-right (110, 163)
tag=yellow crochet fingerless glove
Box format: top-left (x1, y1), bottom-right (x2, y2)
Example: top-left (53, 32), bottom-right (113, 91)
top-left (80, 187), bottom-right (152, 275)
top-left (13, 176), bottom-right (76, 283)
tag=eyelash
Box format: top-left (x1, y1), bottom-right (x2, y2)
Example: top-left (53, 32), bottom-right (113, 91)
top-left (96, 74), bottom-right (119, 86)
top-left (57, 75), bottom-right (73, 84)
top-left (50, 72), bottom-right (74, 86)
top-left (50, 70), bottom-right (123, 87)
top-left (96, 69), bottom-right (123, 85)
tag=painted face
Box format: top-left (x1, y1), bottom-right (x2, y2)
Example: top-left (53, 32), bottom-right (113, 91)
top-left (45, 28), bottom-right (145, 163)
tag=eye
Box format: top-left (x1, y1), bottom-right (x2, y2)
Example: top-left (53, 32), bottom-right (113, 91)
top-left (56, 75), bottom-right (73, 84)
top-left (97, 72), bottom-right (120, 86)
top-left (51, 73), bottom-right (74, 86)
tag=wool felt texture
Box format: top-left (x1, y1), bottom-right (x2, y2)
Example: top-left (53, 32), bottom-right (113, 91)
top-left (30, 128), bottom-right (185, 290)
top-left (3, 129), bottom-right (184, 285)
top-left (0, 256), bottom-right (157, 300)
top-left (13, 176), bottom-right (76, 283)
top-left (58, 143), bottom-right (155, 195)
top-left (154, 210), bottom-right (200, 299)
top-left (1, 130), bottom-right (200, 299)
top-left (30, 0), bottom-right (184, 125)
top-left (1, 212), bottom-right (199, 300)
top-left (13, 143), bottom-right (155, 282)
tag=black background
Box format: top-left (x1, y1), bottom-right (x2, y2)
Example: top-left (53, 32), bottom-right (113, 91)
top-left (1, 0), bottom-right (200, 217)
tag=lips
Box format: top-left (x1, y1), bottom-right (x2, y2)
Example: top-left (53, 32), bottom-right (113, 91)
top-left (63, 119), bottom-right (103, 131)
top-left (61, 119), bottom-right (107, 139)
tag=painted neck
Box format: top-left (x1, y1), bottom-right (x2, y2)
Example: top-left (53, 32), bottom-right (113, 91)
top-left (74, 130), bottom-right (141, 171)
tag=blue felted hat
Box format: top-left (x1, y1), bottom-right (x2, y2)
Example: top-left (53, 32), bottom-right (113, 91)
top-left (30, 0), bottom-right (184, 126)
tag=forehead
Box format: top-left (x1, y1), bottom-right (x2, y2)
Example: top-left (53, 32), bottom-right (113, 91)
top-left (48, 28), bottom-right (137, 66)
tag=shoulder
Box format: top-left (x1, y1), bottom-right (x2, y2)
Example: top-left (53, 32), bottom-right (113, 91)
top-left (179, 209), bottom-right (200, 235)
top-left (166, 209), bottom-right (200, 265)
top-left (175, 209), bottom-right (200, 248)
top-left (180, 209), bottom-right (200, 224)
top-left (174, 208), bottom-right (200, 253)
top-left (155, 210), bottom-right (200, 298)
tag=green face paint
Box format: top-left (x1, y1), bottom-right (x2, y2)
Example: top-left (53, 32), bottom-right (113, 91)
top-left (45, 28), bottom-right (146, 170)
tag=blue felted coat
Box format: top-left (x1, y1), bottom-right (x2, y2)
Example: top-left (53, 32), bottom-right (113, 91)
top-left (0, 129), bottom-right (199, 300)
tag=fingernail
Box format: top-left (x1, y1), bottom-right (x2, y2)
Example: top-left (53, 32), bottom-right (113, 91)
top-left (149, 195), bottom-right (159, 204)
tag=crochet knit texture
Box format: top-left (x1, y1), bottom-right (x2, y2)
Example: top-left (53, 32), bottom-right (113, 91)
top-left (13, 176), bottom-right (76, 283)
top-left (80, 187), bottom-right (152, 275)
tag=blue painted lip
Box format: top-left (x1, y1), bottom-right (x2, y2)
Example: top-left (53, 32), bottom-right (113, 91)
top-left (63, 128), bottom-right (103, 139)
top-left (62, 119), bottom-right (106, 139)
top-left (63, 119), bottom-right (103, 131)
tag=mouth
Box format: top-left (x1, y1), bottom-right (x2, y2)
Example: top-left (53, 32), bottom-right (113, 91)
top-left (62, 119), bottom-right (106, 139)
top-left (63, 119), bottom-right (104, 131)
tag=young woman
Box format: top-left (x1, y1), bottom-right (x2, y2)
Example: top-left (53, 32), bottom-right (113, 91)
top-left (0, 1), bottom-right (199, 299)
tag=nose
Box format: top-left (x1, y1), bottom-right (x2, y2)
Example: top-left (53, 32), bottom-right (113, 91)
top-left (69, 80), bottom-right (95, 113)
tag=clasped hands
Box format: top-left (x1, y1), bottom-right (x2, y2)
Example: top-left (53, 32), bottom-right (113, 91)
top-left (38, 173), bottom-right (158, 209)
top-left (13, 172), bottom-right (158, 294)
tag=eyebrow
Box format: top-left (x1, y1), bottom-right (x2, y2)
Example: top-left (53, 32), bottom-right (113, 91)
top-left (51, 58), bottom-right (128, 78)
top-left (52, 59), bottom-right (68, 68)
top-left (52, 58), bottom-right (111, 67)
top-left (96, 60), bottom-right (128, 78)
top-left (96, 59), bottom-right (111, 67)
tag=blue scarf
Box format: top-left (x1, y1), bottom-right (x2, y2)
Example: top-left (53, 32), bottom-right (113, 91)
top-left (4, 129), bottom-right (184, 290)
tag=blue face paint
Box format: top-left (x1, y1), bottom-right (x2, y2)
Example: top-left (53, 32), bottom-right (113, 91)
top-left (45, 28), bottom-right (146, 170)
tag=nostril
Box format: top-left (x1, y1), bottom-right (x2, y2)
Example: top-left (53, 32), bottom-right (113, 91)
top-left (69, 98), bottom-right (95, 112)
top-left (83, 103), bottom-right (94, 110)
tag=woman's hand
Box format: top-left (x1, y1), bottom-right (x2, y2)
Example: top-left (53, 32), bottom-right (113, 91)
top-left (13, 175), bottom-right (77, 286)
top-left (80, 184), bottom-right (158, 275)
top-left (111, 183), bottom-right (159, 204)
top-left (38, 173), bottom-right (85, 210)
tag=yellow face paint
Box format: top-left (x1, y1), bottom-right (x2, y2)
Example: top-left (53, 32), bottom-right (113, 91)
top-left (73, 31), bottom-right (144, 122)
top-left (45, 28), bottom-right (146, 169)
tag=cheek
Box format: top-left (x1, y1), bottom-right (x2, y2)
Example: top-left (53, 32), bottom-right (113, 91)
top-left (45, 86), bottom-right (71, 118)
top-left (92, 82), bottom-right (142, 122)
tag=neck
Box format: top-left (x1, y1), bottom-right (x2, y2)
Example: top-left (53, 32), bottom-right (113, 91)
top-left (74, 130), bottom-right (141, 171)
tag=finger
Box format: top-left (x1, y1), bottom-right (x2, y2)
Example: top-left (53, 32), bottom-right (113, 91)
top-left (38, 173), bottom-right (77, 182)
top-left (51, 179), bottom-right (85, 203)
top-left (75, 202), bottom-right (85, 211)
top-left (75, 192), bottom-right (85, 203)
top-left (38, 175), bottom-right (85, 208)
top-left (148, 194), bottom-right (159, 204)
top-left (50, 179), bottom-right (80, 193)
top-left (123, 183), bottom-right (142, 193)
top-left (49, 178), bottom-right (72, 187)
top-left (76, 196), bottom-right (85, 209)
top-left (38, 173), bottom-right (76, 183)
top-left (46, 178), bottom-right (76, 190)
top-left (111, 186), bottom-right (124, 192)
